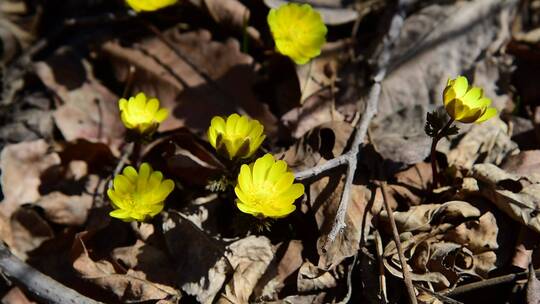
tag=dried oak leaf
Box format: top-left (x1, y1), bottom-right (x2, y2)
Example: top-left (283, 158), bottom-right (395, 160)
top-left (297, 261), bottom-right (338, 292)
top-left (388, 161), bottom-right (432, 206)
top-left (253, 240), bottom-right (304, 301)
top-left (444, 212), bottom-right (499, 253)
top-left (72, 231), bottom-right (179, 303)
top-left (217, 236), bottom-right (275, 304)
top-left (0, 139), bottom-right (60, 217)
top-left (1, 287), bottom-right (36, 304)
top-left (472, 163), bottom-right (540, 234)
top-left (34, 47), bottom-right (124, 151)
top-left (379, 201), bottom-right (481, 233)
top-left (446, 117), bottom-right (518, 170)
top-left (501, 150), bottom-right (540, 177)
top-left (162, 211), bottom-right (228, 304)
top-left (100, 28), bottom-right (278, 136)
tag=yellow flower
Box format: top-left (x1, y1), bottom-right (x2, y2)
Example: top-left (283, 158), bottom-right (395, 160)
top-left (443, 76), bottom-right (497, 123)
top-left (107, 163), bottom-right (174, 222)
top-left (267, 3), bottom-right (327, 65)
top-left (125, 0), bottom-right (177, 12)
top-left (207, 114), bottom-right (265, 160)
top-left (119, 92), bottom-right (168, 135)
top-left (235, 154), bottom-right (304, 218)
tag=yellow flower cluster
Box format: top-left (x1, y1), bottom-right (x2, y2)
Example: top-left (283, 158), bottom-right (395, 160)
top-left (267, 3), bottom-right (327, 65)
top-left (125, 0), bottom-right (177, 12)
top-left (207, 114), bottom-right (265, 160)
top-left (119, 93), bottom-right (168, 135)
top-left (443, 76), bottom-right (497, 124)
top-left (235, 154), bottom-right (304, 218)
top-left (108, 163), bottom-right (174, 222)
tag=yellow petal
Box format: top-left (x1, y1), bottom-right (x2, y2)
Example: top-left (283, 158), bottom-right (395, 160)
top-left (461, 87), bottom-right (483, 106)
top-left (114, 175), bottom-right (133, 194)
top-left (274, 172), bottom-right (295, 194)
top-left (119, 98), bottom-right (128, 111)
top-left (155, 179), bottom-right (174, 201)
top-left (236, 201), bottom-right (260, 216)
top-left (109, 209), bottom-right (133, 221)
top-left (234, 187), bottom-right (250, 205)
top-left (145, 98), bottom-right (160, 115)
top-left (208, 128), bottom-right (218, 148)
top-left (238, 164), bottom-right (253, 192)
top-left (267, 160), bottom-right (288, 184)
top-left (253, 154), bottom-right (274, 185)
top-left (154, 108), bottom-right (168, 123)
top-left (137, 163), bottom-right (151, 190)
top-left (211, 116), bottom-right (226, 133)
top-left (453, 76), bottom-right (468, 98)
top-left (107, 189), bottom-right (126, 209)
top-left (226, 113), bottom-right (240, 135)
top-left (133, 92), bottom-right (146, 111)
top-left (277, 183), bottom-right (305, 202)
top-left (475, 107), bottom-right (497, 123)
top-left (122, 166), bottom-right (138, 183)
top-left (148, 171), bottom-right (164, 190)
top-left (235, 115), bottom-right (250, 136)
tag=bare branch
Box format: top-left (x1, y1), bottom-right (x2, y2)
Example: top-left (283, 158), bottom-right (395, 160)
top-left (380, 182), bottom-right (418, 304)
top-left (0, 242), bottom-right (102, 304)
top-left (294, 1), bottom-right (406, 246)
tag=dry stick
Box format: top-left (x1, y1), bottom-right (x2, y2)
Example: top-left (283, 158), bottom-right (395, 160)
top-left (294, 1), bottom-right (405, 247)
top-left (444, 268), bottom-right (540, 297)
top-left (0, 242), bottom-right (102, 304)
top-left (380, 182), bottom-right (418, 304)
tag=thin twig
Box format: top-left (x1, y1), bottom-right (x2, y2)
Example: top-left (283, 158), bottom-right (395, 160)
top-left (0, 242), bottom-right (102, 304)
top-left (381, 182), bottom-right (418, 304)
top-left (294, 1), bottom-right (406, 246)
top-left (444, 268), bottom-right (540, 297)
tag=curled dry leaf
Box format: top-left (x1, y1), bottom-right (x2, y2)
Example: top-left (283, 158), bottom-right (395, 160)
top-left (34, 48), bottom-right (125, 152)
top-left (253, 240), bottom-right (304, 301)
top-left (501, 150), bottom-right (540, 177)
top-left (10, 207), bottom-right (54, 259)
top-left (0, 139), bottom-right (60, 217)
top-left (72, 232), bottom-right (179, 303)
top-left (217, 236), bottom-right (275, 304)
top-left (472, 163), bottom-right (540, 234)
top-left (161, 211), bottom-right (228, 304)
top-left (446, 117), bottom-right (518, 170)
top-left (444, 212), bottom-right (499, 253)
top-left (388, 161), bottom-right (432, 206)
top-left (297, 261), bottom-right (338, 292)
top-left (379, 201), bottom-right (481, 233)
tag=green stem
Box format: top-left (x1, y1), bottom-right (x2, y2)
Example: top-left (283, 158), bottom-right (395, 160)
top-left (300, 59), bottom-right (314, 103)
top-left (430, 118), bottom-right (455, 188)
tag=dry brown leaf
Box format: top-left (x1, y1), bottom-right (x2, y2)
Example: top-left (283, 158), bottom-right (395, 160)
top-left (35, 191), bottom-right (92, 226)
top-left (162, 211), bottom-right (229, 303)
top-left (297, 261), bottom-right (338, 292)
top-left (446, 117), bottom-right (518, 170)
top-left (444, 212), bottom-right (499, 253)
top-left (1, 287), bottom-right (36, 304)
top-left (100, 28), bottom-right (278, 136)
top-left (0, 139), bottom-right (60, 217)
top-left (34, 47), bottom-right (124, 151)
top-left (379, 201), bottom-right (481, 233)
top-left (10, 207), bottom-right (54, 259)
top-left (217, 236), bottom-right (274, 304)
top-left (502, 150), bottom-right (540, 177)
top-left (72, 232), bottom-right (179, 303)
top-left (254, 240), bottom-right (304, 301)
top-left (370, 105), bottom-right (431, 167)
top-left (528, 263), bottom-right (540, 304)
top-left (388, 162), bottom-right (432, 206)
top-left (472, 163), bottom-right (540, 233)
